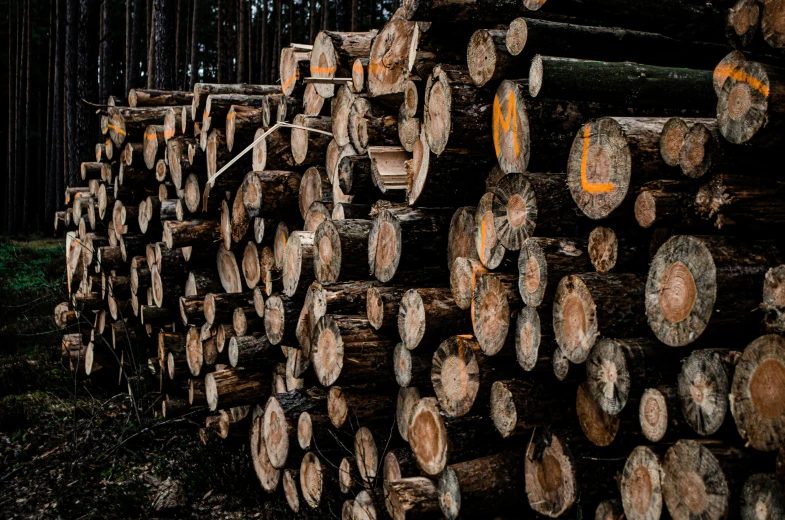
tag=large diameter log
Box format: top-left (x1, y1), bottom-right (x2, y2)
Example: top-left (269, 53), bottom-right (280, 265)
top-left (129, 89), bottom-right (193, 107)
top-left (645, 235), bottom-right (782, 347)
top-left (225, 105), bottom-right (262, 153)
top-left (310, 30), bottom-right (378, 98)
top-left (311, 315), bottom-right (397, 387)
top-left (553, 273), bottom-right (646, 364)
top-left (280, 47), bottom-right (311, 97)
top-left (423, 65), bottom-right (493, 156)
top-left (437, 450), bottom-right (525, 520)
top-left (313, 219), bottom-right (374, 284)
top-left (241, 170), bottom-right (302, 219)
top-left (763, 0), bottom-right (785, 49)
top-left (717, 60), bottom-right (785, 147)
top-left (679, 349), bottom-right (739, 437)
top-left (368, 206), bottom-right (451, 283)
top-left (530, 56), bottom-right (715, 112)
top-left (730, 334), bottom-right (785, 451)
top-left (566, 117), bottom-right (679, 220)
top-left (694, 173), bottom-right (785, 229)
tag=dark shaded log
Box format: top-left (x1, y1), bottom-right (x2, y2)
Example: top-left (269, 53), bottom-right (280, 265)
top-left (368, 205), bottom-right (452, 283)
top-left (204, 291), bottom-right (255, 326)
top-left (232, 306), bottom-right (263, 337)
top-left (634, 180), bottom-right (704, 230)
top-left (763, 265), bottom-right (785, 335)
top-left (678, 348), bottom-right (739, 437)
top-left (694, 173), bottom-right (785, 229)
top-left (530, 56), bottom-right (715, 112)
top-left (333, 203), bottom-right (373, 220)
top-left (313, 219), bottom-right (373, 284)
top-left (447, 207), bottom-right (479, 272)
top-left (204, 93), bottom-right (267, 124)
top-left (387, 477), bottom-right (440, 520)
top-left (204, 367), bottom-right (271, 411)
top-left (762, 0), bottom-right (785, 49)
top-left (586, 337), bottom-right (681, 416)
top-left (730, 334), bottom-right (785, 451)
top-left (398, 288), bottom-right (470, 351)
top-left (348, 97), bottom-right (399, 154)
top-left (741, 473), bottom-right (785, 520)
top-left (518, 236), bottom-right (591, 309)
top-left (490, 378), bottom-right (573, 439)
top-left (423, 65), bottom-right (493, 156)
top-left (437, 450), bottom-right (525, 520)
top-left (645, 235), bottom-right (782, 347)
top-left (449, 257), bottom-right (516, 312)
top-left (553, 272), bottom-right (646, 364)
top-left (311, 315), bottom-right (397, 387)
top-left (162, 219), bottom-right (221, 249)
top-left (576, 382), bottom-right (621, 447)
top-left (406, 130), bottom-right (496, 207)
top-left (228, 332), bottom-right (280, 368)
top-left (129, 88), bottom-right (193, 107)
top-left (240, 170), bottom-right (302, 221)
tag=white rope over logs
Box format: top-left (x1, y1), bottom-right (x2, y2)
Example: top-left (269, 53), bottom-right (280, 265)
top-left (206, 121), bottom-right (334, 188)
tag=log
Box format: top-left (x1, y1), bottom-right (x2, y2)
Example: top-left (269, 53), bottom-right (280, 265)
top-left (225, 105), bottom-right (263, 152)
top-left (163, 106), bottom-right (193, 141)
top-left (406, 130), bottom-right (495, 207)
top-left (678, 348), bottom-right (739, 437)
top-left (216, 245), bottom-right (244, 294)
top-left (717, 60), bottom-right (785, 147)
top-left (398, 288), bottom-right (470, 351)
top-left (304, 202), bottom-right (330, 232)
top-left (763, 265), bottom-right (785, 335)
top-left (204, 93), bottom-right (267, 122)
top-left (204, 367), bottom-right (270, 411)
top-left (741, 473), bottom-right (785, 520)
top-left (387, 477), bottom-right (440, 520)
top-left (192, 83), bottom-right (281, 117)
top-left (313, 219), bottom-right (373, 284)
top-left (297, 167), bottom-right (331, 220)
top-left (162, 219), bottom-right (221, 249)
top-left (108, 106), bottom-right (171, 146)
top-left (348, 97), bottom-right (399, 154)
top-left (232, 306), bottom-right (263, 337)
top-left (204, 291), bottom-right (255, 325)
top-left (490, 376), bottom-right (575, 440)
top-left (264, 293), bottom-right (302, 346)
top-left (310, 30), bottom-right (378, 98)
top-left (368, 205), bottom-right (452, 283)
top-left (281, 231), bottom-right (315, 298)
top-left (447, 207), bottom-right (479, 272)
top-left (634, 180), bottom-right (703, 230)
top-left (730, 334), bottom-right (785, 451)
top-left (311, 315), bottom-right (397, 387)
top-left (143, 125), bottom-right (166, 170)
top-left (553, 273), bottom-right (646, 364)
top-left (471, 273), bottom-right (522, 356)
top-left (333, 203), bottom-right (372, 220)
top-left (517, 236), bottom-right (591, 309)
top-left (586, 337), bottom-right (681, 416)
top-left (576, 382), bottom-right (621, 447)
top-left (423, 65), bottom-right (493, 156)
top-left (529, 56), bottom-right (715, 112)
top-left (366, 147), bottom-right (409, 199)
top-left (240, 170), bottom-right (302, 221)
top-left (694, 173), bottom-right (785, 229)
top-left (763, 0), bottom-right (785, 49)
top-left (250, 407), bottom-right (281, 492)
top-left (619, 446), bottom-right (664, 520)
top-left (474, 193), bottom-right (507, 270)
top-left (638, 385), bottom-right (688, 443)
top-left (366, 11), bottom-right (417, 98)
top-left (331, 86), bottom-right (355, 147)
top-left (129, 89), bottom-right (193, 107)
top-left (290, 115), bottom-right (333, 166)
top-left (646, 235), bottom-right (782, 347)
top-left (437, 450), bottom-right (525, 520)
top-left (280, 46), bottom-right (311, 97)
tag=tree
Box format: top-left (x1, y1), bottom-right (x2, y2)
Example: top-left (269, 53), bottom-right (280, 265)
top-left (189, 0), bottom-right (198, 89)
top-left (309, 0), bottom-right (316, 43)
top-left (52, 0), bottom-right (65, 213)
top-left (130, 0), bottom-right (145, 89)
top-left (238, 0), bottom-right (247, 82)
top-left (336, 0), bottom-right (347, 31)
top-left (153, 0), bottom-right (176, 88)
top-left (101, 0), bottom-right (112, 103)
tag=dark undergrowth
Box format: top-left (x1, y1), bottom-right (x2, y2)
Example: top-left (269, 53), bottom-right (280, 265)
top-left (0, 238), bottom-right (311, 519)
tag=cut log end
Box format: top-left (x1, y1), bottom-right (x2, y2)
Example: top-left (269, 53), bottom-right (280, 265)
top-left (475, 193), bottom-right (506, 270)
top-left (717, 61), bottom-right (770, 145)
top-left (283, 469), bottom-right (300, 513)
top-left (408, 397), bottom-right (448, 476)
top-left (515, 306), bottom-right (541, 372)
top-left (493, 80), bottom-right (530, 175)
top-left (354, 427), bottom-right (378, 486)
top-left (524, 430), bottom-right (576, 517)
top-left (397, 386), bottom-right (420, 442)
top-left (490, 381), bottom-right (518, 439)
top-left (662, 440), bottom-right (729, 520)
top-left (679, 122), bottom-right (715, 179)
top-left (639, 388), bottom-right (669, 443)
top-left (518, 238), bottom-right (546, 307)
top-left (312, 316), bottom-right (344, 387)
top-left (553, 274), bottom-right (597, 363)
top-left (467, 29), bottom-right (499, 88)
top-left (328, 386), bottom-right (349, 429)
top-left (576, 382), bottom-right (619, 447)
top-left (451, 257), bottom-right (487, 311)
top-left (264, 294), bottom-right (286, 345)
top-left (438, 467), bottom-right (461, 520)
top-left (368, 210), bottom-right (402, 283)
top-left (263, 396), bottom-right (290, 469)
top-left (586, 338), bottom-right (630, 416)
top-left (621, 446), bottom-right (663, 520)
top-left (492, 172), bottom-right (536, 251)
top-left (432, 336), bottom-right (481, 417)
top-left (679, 349), bottom-right (730, 436)
top-left (297, 412), bottom-right (313, 450)
top-left (634, 191), bottom-right (657, 229)
top-left (505, 18), bottom-right (528, 56)
top-left (741, 473), bottom-right (785, 520)
top-left (659, 117), bottom-right (689, 167)
top-left (300, 452), bottom-right (323, 509)
top-left (398, 289), bottom-right (426, 350)
top-left (472, 274), bottom-right (511, 356)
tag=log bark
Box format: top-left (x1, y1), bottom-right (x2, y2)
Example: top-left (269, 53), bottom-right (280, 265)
top-left (204, 291), bottom-right (255, 325)
top-left (204, 367), bottom-right (271, 411)
top-left (645, 235), bottom-right (782, 347)
top-left (348, 97), bottom-right (399, 154)
top-left (694, 173), bottom-right (785, 230)
top-left (310, 30), bottom-right (378, 98)
top-left (129, 89), bottom-right (193, 107)
top-left (162, 219), bottom-right (221, 249)
top-left (490, 378), bottom-right (574, 439)
top-left (290, 114), bottom-right (332, 166)
top-left (312, 219), bottom-right (373, 284)
top-left (192, 83), bottom-right (282, 117)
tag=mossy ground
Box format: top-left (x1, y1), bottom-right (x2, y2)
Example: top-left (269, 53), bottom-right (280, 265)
top-left (0, 238), bottom-right (323, 519)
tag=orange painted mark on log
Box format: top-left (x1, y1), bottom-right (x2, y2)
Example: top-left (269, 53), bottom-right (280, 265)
top-left (479, 221), bottom-right (488, 265)
top-left (492, 91), bottom-right (519, 159)
top-left (107, 124), bottom-right (126, 136)
top-left (352, 61), bottom-right (363, 73)
top-left (714, 65), bottom-right (770, 97)
top-left (580, 125), bottom-right (615, 195)
top-left (145, 131), bottom-right (158, 141)
top-left (227, 111), bottom-right (236, 121)
top-left (164, 129), bottom-right (175, 139)
top-left (203, 111), bottom-right (210, 119)
top-left (310, 65), bottom-right (338, 75)
top-left (282, 74), bottom-right (296, 92)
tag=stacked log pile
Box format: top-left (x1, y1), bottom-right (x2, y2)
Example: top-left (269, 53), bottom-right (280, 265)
top-left (54, 1), bottom-right (785, 518)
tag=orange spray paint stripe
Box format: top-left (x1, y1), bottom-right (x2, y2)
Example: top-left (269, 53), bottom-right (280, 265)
top-left (492, 92), bottom-right (519, 159)
top-left (352, 61), bottom-right (363, 73)
top-left (580, 125), bottom-right (615, 194)
top-left (145, 131), bottom-right (158, 141)
top-left (164, 129), bottom-right (175, 139)
top-left (714, 65), bottom-right (769, 97)
top-left (310, 65), bottom-right (338, 75)
top-left (282, 74), bottom-right (296, 92)
top-left (203, 111), bottom-right (210, 119)
top-left (227, 111), bottom-right (236, 121)
top-left (107, 124), bottom-right (126, 136)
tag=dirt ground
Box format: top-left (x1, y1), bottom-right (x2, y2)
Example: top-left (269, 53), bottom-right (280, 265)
top-left (0, 239), bottom-right (322, 519)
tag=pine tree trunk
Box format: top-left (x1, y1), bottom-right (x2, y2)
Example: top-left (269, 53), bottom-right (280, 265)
top-left (130, 0), bottom-right (144, 89)
top-left (174, 0), bottom-right (181, 86)
top-left (351, 0), bottom-right (357, 31)
top-left (53, 0), bottom-right (65, 212)
top-left (321, 0), bottom-right (327, 29)
top-left (153, 0), bottom-right (176, 89)
top-left (65, 0), bottom-right (79, 190)
top-left (288, 0), bottom-right (293, 44)
top-left (23, 0), bottom-right (31, 233)
top-left (261, 0), bottom-right (268, 83)
top-left (6, 0), bottom-right (15, 232)
top-left (217, 0), bottom-right (224, 83)
top-left (237, 0), bottom-right (246, 81)
top-left (189, 0), bottom-right (198, 89)
top-left (44, 0), bottom-right (55, 229)
top-left (310, 0), bottom-right (316, 42)
top-left (125, 0), bottom-right (131, 92)
top-left (101, 0), bottom-right (112, 102)
top-left (146, 0), bottom-right (155, 88)
top-left (77, 0), bottom-right (99, 190)
top-left (335, 0), bottom-right (348, 30)
top-left (274, 0), bottom-right (281, 80)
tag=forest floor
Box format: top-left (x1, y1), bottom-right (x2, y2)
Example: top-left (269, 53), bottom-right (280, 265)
top-left (0, 238), bottom-right (311, 519)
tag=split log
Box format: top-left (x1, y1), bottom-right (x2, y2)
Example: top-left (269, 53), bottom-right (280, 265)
top-left (645, 235), bottom-right (782, 346)
top-left (553, 272), bottom-right (646, 364)
top-left (529, 56), bottom-right (715, 112)
top-left (730, 334), bottom-right (785, 451)
top-left (367, 147), bottom-right (409, 199)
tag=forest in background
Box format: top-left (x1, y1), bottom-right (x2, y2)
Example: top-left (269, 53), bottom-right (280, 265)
top-left (0, 0), bottom-right (397, 237)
